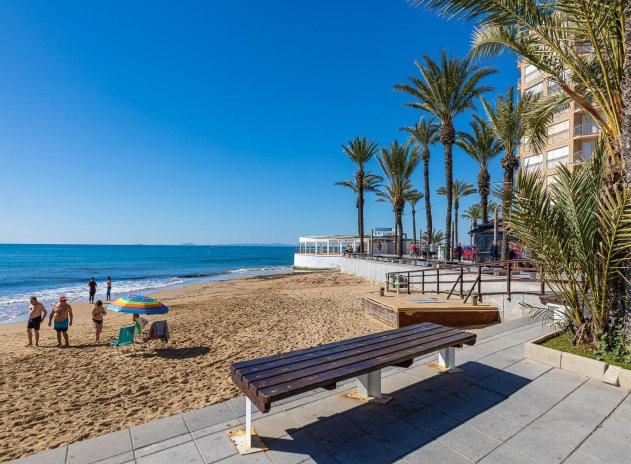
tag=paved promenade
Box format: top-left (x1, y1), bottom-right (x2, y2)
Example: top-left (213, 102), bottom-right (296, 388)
top-left (12, 318), bottom-right (630, 463)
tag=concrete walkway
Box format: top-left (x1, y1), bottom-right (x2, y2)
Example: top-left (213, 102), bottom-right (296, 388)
top-left (12, 318), bottom-right (630, 464)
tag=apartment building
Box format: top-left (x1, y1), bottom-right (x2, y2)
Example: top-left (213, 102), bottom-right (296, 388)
top-left (517, 60), bottom-right (601, 186)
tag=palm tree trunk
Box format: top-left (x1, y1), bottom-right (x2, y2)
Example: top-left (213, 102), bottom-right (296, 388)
top-left (624, 1), bottom-right (631, 182)
top-left (423, 156), bottom-right (432, 239)
top-left (479, 170), bottom-right (489, 223)
top-left (412, 208), bottom-right (417, 245)
top-left (396, 210), bottom-right (404, 258)
top-left (358, 173), bottom-right (364, 254)
top-left (393, 214), bottom-right (398, 256)
top-left (454, 202), bottom-right (459, 250)
top-left (500, 153), bottom-right (517, 260)
top-left (441, 124), bottom-right (455, 261)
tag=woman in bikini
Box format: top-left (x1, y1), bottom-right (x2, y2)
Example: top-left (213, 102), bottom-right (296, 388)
top-left (92, 300), bottom-right (107, 343)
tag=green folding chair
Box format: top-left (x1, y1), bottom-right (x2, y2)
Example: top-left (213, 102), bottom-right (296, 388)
top-left (110, 325), bottom-right (136, 354)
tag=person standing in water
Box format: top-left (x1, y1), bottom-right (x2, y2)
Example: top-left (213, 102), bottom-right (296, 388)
top-left (49, 296), bottom-right (73, 347)
top-left (91, 300), bottom-right (107, 343)
top-left (26, 297), bottom-right (47, 347)
top-left (88, 277), bottom-right (97, 303)
top-left (105, 276), bottom-right (112, 301)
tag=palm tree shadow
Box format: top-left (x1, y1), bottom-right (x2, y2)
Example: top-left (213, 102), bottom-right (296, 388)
top-left (136, 346), bottom-right (211, 359)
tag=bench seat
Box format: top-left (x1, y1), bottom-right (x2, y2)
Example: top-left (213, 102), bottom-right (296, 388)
top-left (231, 322), bottom-right (476, 413)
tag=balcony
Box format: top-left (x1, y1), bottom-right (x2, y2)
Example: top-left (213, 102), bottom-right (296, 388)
top-left (548, 130), bottom-right (569, 144)
top-left (574, 123), bottom-right (600, 137)
top-left (547, 156), bottom-right (569, 170)
top-left (574, 151), bottom-right (594, 163)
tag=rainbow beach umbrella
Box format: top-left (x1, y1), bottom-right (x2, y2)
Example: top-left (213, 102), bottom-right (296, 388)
top-left (107, 294), bottom-right (169, 315)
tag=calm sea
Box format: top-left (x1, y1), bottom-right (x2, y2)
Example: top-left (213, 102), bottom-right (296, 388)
top-left (0, 244), bottom-right (295, 323)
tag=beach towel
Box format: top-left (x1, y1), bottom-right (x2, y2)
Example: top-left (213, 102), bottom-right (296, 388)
top-left (149, 320), bottom-right (169, 342)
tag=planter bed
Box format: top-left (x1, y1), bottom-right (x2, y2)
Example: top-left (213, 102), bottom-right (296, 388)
top-left (525, 330), bottom-right (631, 391)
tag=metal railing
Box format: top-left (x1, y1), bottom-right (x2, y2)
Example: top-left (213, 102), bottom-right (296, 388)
top-left (574, 123), bottom-right (600, 136)
top-left (385, 259), bottom-right (547, 303)
top-left (573, 150), bottom-right (594, 163)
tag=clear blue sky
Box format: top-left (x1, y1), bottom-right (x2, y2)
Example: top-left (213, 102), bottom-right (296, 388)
top-left (0, 0), bottom-right (517, 245)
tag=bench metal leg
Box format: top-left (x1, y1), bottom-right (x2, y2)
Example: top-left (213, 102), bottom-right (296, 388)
top-left (437, 347), bottom-right (462, 373)
top-left (228, 397), bottom-right (268, 455)
top-left (347, 369), bottom-right (392, 404)
top-left (245, 397), bottom-right (252, 449)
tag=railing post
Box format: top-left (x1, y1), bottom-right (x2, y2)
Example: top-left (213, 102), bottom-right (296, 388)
top-left (421, 270), bottom-right (425, 294)
top-left (506, 261), bottom-right (512, 302)
top-left (407, 272), bottom-right (411, 294)
top-left (459, 267), bottom-right (464, 298)
top-left (385, 273), bottom-right (390, 292)
top-left (436, 268), bottom-right (440, 294)
top-left (477, 265), bottom-right (482, 303)
top-left (540, 271), bottom-right (545, 296)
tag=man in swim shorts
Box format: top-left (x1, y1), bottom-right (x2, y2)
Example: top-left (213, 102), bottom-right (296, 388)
top-left (48, 296), bottom-right (73, 347)
top-left (26, 297), bottom-right (47, 347)
top-left (88, 277), bottom-right (97, 304)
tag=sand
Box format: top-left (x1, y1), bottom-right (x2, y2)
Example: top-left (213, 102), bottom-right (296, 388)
top-left (0, 271), bottom-right (383, 462)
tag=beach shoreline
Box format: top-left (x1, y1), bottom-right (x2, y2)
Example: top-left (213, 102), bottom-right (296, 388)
top-left (0, 270), bottom-right (383, 462)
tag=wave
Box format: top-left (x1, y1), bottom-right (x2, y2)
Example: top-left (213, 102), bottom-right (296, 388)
top-left (229, 266), bottom-right (293, 275)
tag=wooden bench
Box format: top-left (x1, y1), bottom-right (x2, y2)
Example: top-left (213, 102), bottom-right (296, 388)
top-left (229, 322), bottom-right (476, 451)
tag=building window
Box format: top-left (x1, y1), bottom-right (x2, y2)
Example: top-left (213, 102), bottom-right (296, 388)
top-left (552, 103), bottom-right (570, 116)
top-left (524, 64), bottom-right (541, 82)
top-left (525, 82), bottom-right (543, 99)
top-left (523, 154), bottom-right (543, 173)
top-left (574, 116), bottom-right (601, 136)
top-left (547, 146), bottom-right (569, 169)
top-left (547, 79), bottom-right (561, 94)
top-left (547, 120), bottom-right (569, 143)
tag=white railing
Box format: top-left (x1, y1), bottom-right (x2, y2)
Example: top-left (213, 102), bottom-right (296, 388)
top-left (574, 123), bottom-right (600, 136)
top-left (573, 151), bottom-right (594, 163)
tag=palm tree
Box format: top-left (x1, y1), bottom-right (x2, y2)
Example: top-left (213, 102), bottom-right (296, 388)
top-left (481, 87), bottom-right (540, 260)
top-left (395, 52), bottom-right (494, 259)
top-left (406, 190), bottom-right (424, 246)
top-left (457, 115), bottom-right (502, 223)
top-left (511, 143), bottom-right (631, 347)
top-left (625, 7), bottom-right (631, 181)
top-left (462, 203), bottom-right (482, 246)
top-left (437, 180), bottom-right (476, 252)
top-left (400, 117), bottom-right (439, 238)
top-left (411, 0), bottom-right (626, 182)
top-left (376, 141), bottom-right (420, 257)
top-left (422, 228), bottom-right (445, 245)
top-left (335, 137), bottom-right (380, 253)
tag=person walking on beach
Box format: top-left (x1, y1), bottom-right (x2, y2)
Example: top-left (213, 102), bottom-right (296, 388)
top-left (91, 300), bottom-right (107, 343)
top-left (105, 276), bottom-right (112, 301)
top-left (454, 243), bottom-right (464, 262)
top-left (48, 296), bottom-right (73, 347)
top-left (489, 241), bottom-right (499, 261)
top-left (26, 297), bottom-right (47, 347)
top-left (88, 277), bottom-right (97, 303)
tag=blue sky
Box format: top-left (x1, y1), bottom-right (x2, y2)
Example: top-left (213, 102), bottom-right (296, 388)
top-left (0, 1), bottom-right (517, 245)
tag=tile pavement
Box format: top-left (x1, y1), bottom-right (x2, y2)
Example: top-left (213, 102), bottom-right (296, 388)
top-left (10, 318), bottom-right (630, 463)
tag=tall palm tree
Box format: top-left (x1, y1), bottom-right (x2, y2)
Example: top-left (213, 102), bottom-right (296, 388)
top-left (437, 180), bottom-right (476, 251)
top-left (411, 0), bottom-right (626, 182)
top-left (422, 228), bottom-right (445, 245)
top-left (406, 190), bottom-right (424, 245)
top-left (481, 87), bottom-right (540, 260)
top-left (335, 137), bottom-right (380, 253)
top-left (461, 203), bottom-right (482, 246)
top-left (457, 115), bottom-right (502, 223)
top-left (395, 52), bottom-right (494, 259)
top-left (625, 5), bottom-right (631, 182)
top-left (376, 141), bottom-right (421, 257)
top-left (400, 117), bottom-right (439, 238)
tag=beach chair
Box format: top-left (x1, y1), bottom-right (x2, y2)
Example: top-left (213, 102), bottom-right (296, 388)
top-left (142, 320), bottom-right (170, 347)
top-left (110, 325), bottom-right (136, 354)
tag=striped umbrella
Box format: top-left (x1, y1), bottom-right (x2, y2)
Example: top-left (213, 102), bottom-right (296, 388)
top-left (107, 294), bottom-right (169, 315)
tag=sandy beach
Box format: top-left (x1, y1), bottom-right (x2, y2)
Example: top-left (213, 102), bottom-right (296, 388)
top-left (0, 271), bottom-right (383, 462)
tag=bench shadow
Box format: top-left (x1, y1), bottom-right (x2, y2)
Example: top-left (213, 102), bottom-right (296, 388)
top-left (258, 361), bottom-right (534, 463)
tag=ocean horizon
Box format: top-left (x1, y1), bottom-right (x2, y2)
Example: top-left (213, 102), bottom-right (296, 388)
top-left (0, 243), bottom-right (295, 323)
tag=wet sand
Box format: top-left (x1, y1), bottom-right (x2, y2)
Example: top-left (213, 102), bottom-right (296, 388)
top-left (0, 271), bottom-right (383, 462)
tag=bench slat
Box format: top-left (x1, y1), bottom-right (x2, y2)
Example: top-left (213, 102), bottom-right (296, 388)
top-left (240, 325), bottom-right (456, 382)
top-left (232, 322), bottom-right (439, 373)
top-left (247, 326), bottom-right (461, 388)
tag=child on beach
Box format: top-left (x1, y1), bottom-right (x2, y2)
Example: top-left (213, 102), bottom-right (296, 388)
top-left (105, 276), bottom-right (112, 301)
top-left (91, 300), bottom-right (107, 343)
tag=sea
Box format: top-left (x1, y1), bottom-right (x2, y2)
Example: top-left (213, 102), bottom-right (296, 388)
top-left (0, 244), bottom-right (295, 323)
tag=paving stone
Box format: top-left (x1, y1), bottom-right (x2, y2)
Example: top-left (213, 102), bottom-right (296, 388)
top-left (369, 419), bottom-right (433, 457)
top-left (505, 427), bottom-right (573, 463)
top-left (9, 447), bottom-right (67, 464)
top-left (563, 451), bottom-right (602, 463)
top-left (210, 450), bottom-right (273, 463)
top-left (264, 429), bottom-right (331, 464)
top-left (454, 384), bottom-right (507, 408)
top-left (404, 406), bottom-right (461, 438)
top-left (577, 429), bottom-right (631, 463)
top-left (131, 414), bottom-right (190, 448)
top-left (478, 445), bottom-right (536, 463)
top-left (67, 429), bottom-right (132, 463)
top-left (304, 414), bottom-right (364, 451)
top-left (527, 402), bottom-right (603, 448)
top-left (342, 402), bottom-right (399, 432)
top-left (489, 396), bottom-right (552, 426)
top-left (88, 452), bottom-right (135, 464)
top-left (135, 433), bottom-right (194, 458)
top-left (381, 372), bottom-right (424, 394)
top-left (432, 393), bottom-right (489, 422)
top-left (182, 402), bottom-right (238, 432)
top-left (465, 410), bottom-right (524, 441)
top-left (401, 379), bottom-right (452, 404)
top-left (427, 373), bottom-right (473, 394)
top-left (561, 378), bottom-right (627, 415)
top-left (329, 434), bottom-right (400, 464)
top-left (251, 411), bottom-right (302, 439)
top-left (285, 398), bottom-right (339, 427)
top-left (135, 440), bottom-right (203, 464)
top-left (401, 439), bottom-right (471, 464)
top-left (225, 396), bottom-right (272, 421)
top-left (191, 417), bottom-right (243, 439)
top-left (435, 423), bottom-right (502, 462)
top-left (194, 430), bottom-right (238, 462)
top-left (503, 358), bottom-right (553, 380)
top-left (381, 392), bottom-right (425, 418)
top-left (315, 392), bottom-right (360, 414)
top-left (477, 371), bottom-right (532, 397)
